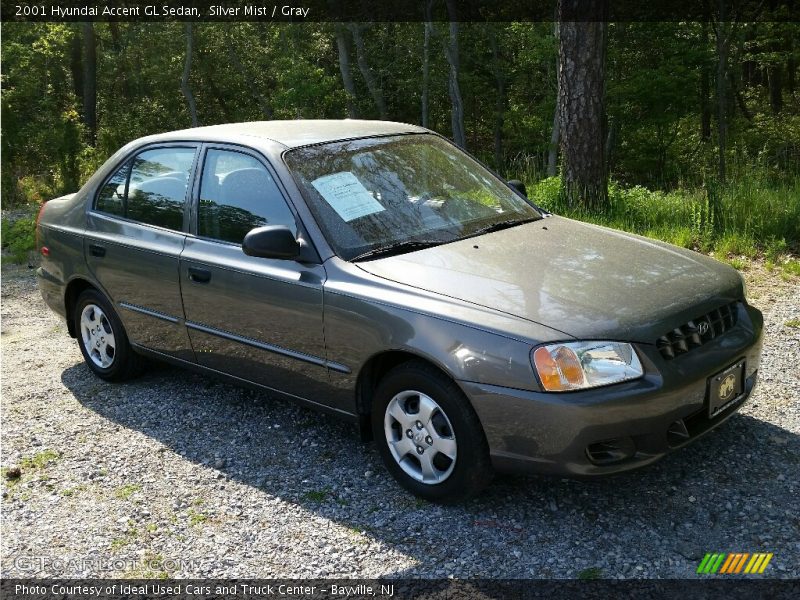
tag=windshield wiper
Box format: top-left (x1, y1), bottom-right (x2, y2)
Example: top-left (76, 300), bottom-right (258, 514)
top-left (465, 217), bottom-right (539, 239)
top-left (350, 239), bottom-right (444, 262)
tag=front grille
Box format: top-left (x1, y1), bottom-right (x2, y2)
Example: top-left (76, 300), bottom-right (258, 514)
top-left (656, 302), bottom-right (739, 360)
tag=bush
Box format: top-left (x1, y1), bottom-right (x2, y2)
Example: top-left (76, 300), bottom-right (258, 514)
top-left (16, 176), bottom-right (57, 207)
top-left (1, 216), bottom-right (37, 264)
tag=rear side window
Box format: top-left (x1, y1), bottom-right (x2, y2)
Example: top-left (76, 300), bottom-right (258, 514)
top-left (94, 147), bottom-right (196, 231)
top-left (96, 163), bottom-right (130, 217)
top-left (197, 149), bottom-right (296, 244)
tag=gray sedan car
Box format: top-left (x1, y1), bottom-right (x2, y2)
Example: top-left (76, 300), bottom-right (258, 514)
top-left (36, 120), bottom-right (763, 502)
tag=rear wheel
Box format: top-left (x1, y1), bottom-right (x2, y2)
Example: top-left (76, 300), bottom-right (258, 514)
top-left (74, 289), bottom-right (143, 381)
top-left (372, 361), bottom-right (493, 503)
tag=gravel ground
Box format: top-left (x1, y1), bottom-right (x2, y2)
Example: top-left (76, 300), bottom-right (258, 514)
top-left (1, 262), bottom-right (798, 579)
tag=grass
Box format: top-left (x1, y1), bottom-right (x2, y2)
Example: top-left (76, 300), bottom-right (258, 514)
top-left (578, 566), bottom-right (604, 580)
top-left (115, 483), bottom-right (142, 500)
top-left (526, 175), bottom-right (800, 262)
top-left (785, 319), bottom-right (800, 328)
top-left (110, 537), bottom-right (130, 551)
top-left (20, 449), bottom-right (60, 470)
top-left (782, 260), bottom-right (800, 277)
top-left (187, 508), bottom-right (208, 526)
top-left (60, 485), bottom-right (86, 497)
top-left (302, 489), bottom-right (331, 503)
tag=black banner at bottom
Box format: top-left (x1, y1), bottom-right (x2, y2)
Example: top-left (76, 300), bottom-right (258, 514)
top-left (1, 579), bottom-right (799, 600)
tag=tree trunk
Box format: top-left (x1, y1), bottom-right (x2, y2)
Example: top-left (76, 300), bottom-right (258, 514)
top-left (557, 0), bottom-right (608, 210)
top-left (350, 24), bottom-right (387, 119)
top-left (226, 26), bottom-right (273, 119)
top-left (335, 24), bottom-right (358, 118)
top-left (768, 64), bottom-right (783, 113)
top-left (444, 0), bottom-right (466, 149)
top-left (181, 23), bottom-right (198, 127)
top-left (547, 24), bottom-right (561, 177)
top-left (605, 115), bottom-right (618, 174)
top-left (714, 3), bottom-right (732, 185)
top-left (81, 22), bottom-right (96, 145)
top-left (547, 104), bottom-right (560, 177)
top-left (700, 21), bottom-right (712, 141)
top-left (730, 73), bottom-right (753, 120)
top-left (489, 27), bottom-right (507, 168)
top-left (107, 23), bottom-right (132, 97)
top-left (421, 1), bottom-right (433, 128)
top-left (70, 27), bottom-right (83, 102)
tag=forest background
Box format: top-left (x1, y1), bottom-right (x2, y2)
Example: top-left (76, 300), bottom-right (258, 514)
top-left (2, 15), bottom-right (798, 274)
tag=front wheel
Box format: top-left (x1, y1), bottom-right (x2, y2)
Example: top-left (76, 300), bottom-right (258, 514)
top-left (371, 361), bottom-right (493, 503)
top-left (74, 289), bottom-right (143, 381)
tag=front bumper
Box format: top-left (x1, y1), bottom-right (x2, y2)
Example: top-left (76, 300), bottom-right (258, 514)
top-left (462, 303), bottom-right (764, 477)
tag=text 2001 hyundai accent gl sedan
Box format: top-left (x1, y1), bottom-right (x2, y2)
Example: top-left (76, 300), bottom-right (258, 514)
top-left (36, 120), bottom-right (763, 502)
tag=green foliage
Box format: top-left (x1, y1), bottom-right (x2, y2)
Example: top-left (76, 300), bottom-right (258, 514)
top-left (529, 175), bottom-right (800, 256)
top-left (20, 449), bottom-right (60, 470)
top-left (1, 20), bottom-right (798, 250)
top-left (782, 259), bottom-right (800, 278)
top-left (302, 489), bottom-right (331, 503)
top-left (115, 484), bottom-right (142, 500)
top-left (578, 567), bottom-right (603, 580)
top-left (1, 215), bottom-right (37, 263)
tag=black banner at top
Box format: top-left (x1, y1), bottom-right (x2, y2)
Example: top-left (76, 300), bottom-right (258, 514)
top-left (2, 0), bottom-right (800, 23)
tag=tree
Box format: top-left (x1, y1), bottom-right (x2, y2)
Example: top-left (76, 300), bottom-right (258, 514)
top-left (81, 22), bottom-right (97, 144)
top-left (547, 22), bottom-right (560, 176)
top-left (350, 24), bottom-right (387, 119)
top-left (557, 0), bottom-right (608, 209)
top-left (444, 0), bottom-right (466, 148)
top-left (701, 20), bottom-right (712, 141)
top-left (181, 23), bottom-right (199, 127)
top-left (713, 1), bottom-right (736, 184)
top-left (421, 1), bottom-right (434, 128)
top-left (226, 25), bottom-right (273, 119)
top-left (335, 24), bottom-right (358, 118)
top-left (488, 26), bottom-right (508, 167)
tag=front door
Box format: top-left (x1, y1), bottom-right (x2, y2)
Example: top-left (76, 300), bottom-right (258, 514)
top-left (179, 146), bottom-right (333, 402)
top-left (85, 144), bottom-right (198, 361)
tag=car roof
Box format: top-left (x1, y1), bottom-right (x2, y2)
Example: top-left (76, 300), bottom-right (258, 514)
top-left (146, 120), bottom-right (428, 149)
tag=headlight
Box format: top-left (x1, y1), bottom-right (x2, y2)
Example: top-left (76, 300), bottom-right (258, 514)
top-left (532, 341), bottom-right (644, 392)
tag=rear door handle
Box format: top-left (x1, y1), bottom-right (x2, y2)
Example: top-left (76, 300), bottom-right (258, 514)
top-left (187, 267), bottom-right (212, 284)
top-left (89, 244), bottom-right (106, 257)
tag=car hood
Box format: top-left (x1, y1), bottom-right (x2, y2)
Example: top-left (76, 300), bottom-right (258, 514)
top-left (355, 216), bottom-right (743, 343)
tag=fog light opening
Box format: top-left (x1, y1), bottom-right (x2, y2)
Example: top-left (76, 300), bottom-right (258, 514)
top-left (667, 419), bottom-right (691, 448)
top-left (585, 437), bottom-right (635, 465)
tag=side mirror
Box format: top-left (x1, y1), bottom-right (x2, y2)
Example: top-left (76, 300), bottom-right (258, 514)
top-left (242, 225), bottom-right (300, 260)
top-left (507, 179), bottom-right (527, 198)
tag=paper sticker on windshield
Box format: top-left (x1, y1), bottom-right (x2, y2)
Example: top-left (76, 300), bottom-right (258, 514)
top-left (311, 172), bottom-right (385, 222)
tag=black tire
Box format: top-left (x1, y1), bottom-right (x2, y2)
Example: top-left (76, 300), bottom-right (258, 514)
top-left (371, 360), bottom-right (493, 503)
top-left (74, 289), bottom-right (144, 381)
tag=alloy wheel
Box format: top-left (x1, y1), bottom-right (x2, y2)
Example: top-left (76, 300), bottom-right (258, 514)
top-left (383, 390), bottom-right (457, 484)
top-left (80, 304), bottom-right (116, 369)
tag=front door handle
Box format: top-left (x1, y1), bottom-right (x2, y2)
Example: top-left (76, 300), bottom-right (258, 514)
top-left (188, 267), bottom-right (212, 284)
top-left (89, 244), bottom-right (106, 257)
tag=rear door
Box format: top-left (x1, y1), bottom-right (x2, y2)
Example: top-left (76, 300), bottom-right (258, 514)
top-left (85, 144), bottom-right (198, 361)
top-left (179, 145), bottom-right (334, 402)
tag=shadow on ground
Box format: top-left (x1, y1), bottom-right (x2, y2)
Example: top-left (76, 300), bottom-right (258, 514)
top-left (61, 359), bottom-right (800, 578)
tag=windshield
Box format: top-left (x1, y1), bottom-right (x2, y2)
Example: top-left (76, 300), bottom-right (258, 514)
top-left (284, 134), bottom-right (541, 260)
